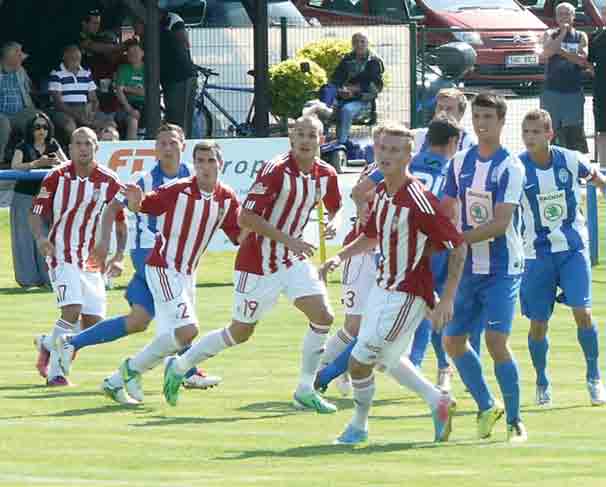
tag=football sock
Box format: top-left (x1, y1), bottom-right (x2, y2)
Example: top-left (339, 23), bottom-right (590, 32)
top-left (453, 349), bottom-right (493, 412)
top-left (409, 319), bottom-right (431, 368)
top-left (431, 330), bottom-right (450, 370)
top-left (297, 323), bottom-right (330, 394)
top-left (174, 327), bottom-right (235, 375)
top-left (51, 318), bottom-right (75, 342)
top-left (351, 374), bottom-right (375, 432)
top-left (177, 346), bottom-right (200, 379)
top-left (130, 330), bottom-right (180, 374)
top-left (69, 316), bottom-right (128, 351)
top-left (322, 327), bottom-right (354, 366)
top-left (495, 359), bottom-right (521, 425)
top-left (317, 339), bottom-right (356, 390)
top-left (528, 335), bottom-right (549, 386)
top-left (388, 356), bottom-right (441, 408)
top-left (578, 324), bottom-right (600, 382)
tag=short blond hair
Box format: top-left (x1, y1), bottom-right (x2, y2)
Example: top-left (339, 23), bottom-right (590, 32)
top-left (437, 88), bottom-right (467, 116)
top-left (523, 108), bottom-right (553, 132)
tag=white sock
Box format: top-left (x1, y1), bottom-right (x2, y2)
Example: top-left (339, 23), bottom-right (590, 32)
top-left (351, 374), bottom-right (375, 432)
top-left (174, 327), bottom-right (235, 375)
top-left (46, 319), bottom-right (76, 379)
top-left (73, 319), bottom-right (82, 334)
top-left (322, 327), bottom-right (354, 366)
top-left (107, 370), bottom-right (123, 388)
top-left (47, 351), bottom-right (61, 380)
top-left (297, 324), bottom-right (330, 393)
top-left (388, 356), bottom-right (442, 408)
top-left (50, 318), bottom-right (75, 344)
top-left (129, 331), bottom-right (180, 374)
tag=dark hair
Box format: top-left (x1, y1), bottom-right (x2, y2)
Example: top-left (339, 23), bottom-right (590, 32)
top-left (471, 92), bottom-right (507, 120)
top-left (63, 44), bottom-right (81, 55)
top-left (24, 111), bottom-right (55, 147)
top-left (193, 141), bottom-right (222, 161)
top-left (426, 115), bottom-right (461, 147)
top-left (83, 9), bottom-right (101, 23)
top-left (156, 123), bottom-right (185, 142)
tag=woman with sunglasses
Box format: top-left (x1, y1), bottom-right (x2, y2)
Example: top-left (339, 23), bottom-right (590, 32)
top-left (10, 111), bottom-right (66, 288)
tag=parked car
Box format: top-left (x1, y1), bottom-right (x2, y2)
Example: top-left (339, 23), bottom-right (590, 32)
top-left (294, 0), bottom-right (549, 89)
top-left (520, 0), bottom-right (605, 29)
top-left (204, 0), bottom-right (309, 26)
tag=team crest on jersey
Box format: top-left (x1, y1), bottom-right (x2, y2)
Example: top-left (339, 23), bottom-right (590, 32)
top-left (470, 202), bottom-right (489, 224)
top-left (249, 182), bottom-right (267, 195)
top-left (558, 168), bottom-right (569, 184)
top-left (543, 203), bottom-right (564, 222)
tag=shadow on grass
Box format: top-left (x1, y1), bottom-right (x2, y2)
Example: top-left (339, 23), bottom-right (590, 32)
top-left (49, 404), bottom-right (152, 417)
top-left (4, 390), bottom-right (102, 400)
top-left (214, 438), bottom-right (497, 460)
top-left (522, 404), bottom-right (591, 414)
top-left (0, 286), bottom-right (51, 295)
top-left (237, 397), bottom-right (409, 415)
top-left (132, 412), bottom-right (293, 428)
top-left (0, 384), bottom-right (47, 392)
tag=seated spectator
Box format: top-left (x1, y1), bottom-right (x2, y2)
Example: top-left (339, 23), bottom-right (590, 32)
top-left (330, 32), bottom-right (384, 144)
top-left (99, 124), bottom-right (120, 141)
top-left (0, 41), bottom-right (39, 163)
top-left (115, 39), bottom-right (145, 140)
top-left (10, 111), bottom-right (66, 288)
top-left (48, 44), bottom-right (101, 145)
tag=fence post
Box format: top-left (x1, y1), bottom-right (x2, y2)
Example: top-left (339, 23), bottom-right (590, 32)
top-left (409, 22), bottom-right (417, 129)
top-left (280, 17), bottom-right (289, 136)
top-left (587, 181), bottom-right (600, 266)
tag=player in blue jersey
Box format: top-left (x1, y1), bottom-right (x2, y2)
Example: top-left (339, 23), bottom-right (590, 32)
top-left (519, 108), bottom-right (606, 407)
top-left (441, 92), bottom-right (528, 442)
top-left (315, 116), bottom-right (464, 397)
top-left (52, 124), bottom-right (221, 403)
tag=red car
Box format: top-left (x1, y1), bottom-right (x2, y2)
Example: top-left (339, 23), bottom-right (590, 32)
top-left (294, 0), bottom-right (548, 88)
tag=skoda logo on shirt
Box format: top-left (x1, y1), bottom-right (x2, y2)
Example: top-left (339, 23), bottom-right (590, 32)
top-left (470, 202), bottom-right (489, 224)
top-left (544, 203), bottom-right (564, 222)
top-left (558, 168), bottom-right (569, 184)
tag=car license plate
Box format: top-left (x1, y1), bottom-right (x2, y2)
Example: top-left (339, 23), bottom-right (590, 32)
top-left (506, 54), bottom-right (539, 66)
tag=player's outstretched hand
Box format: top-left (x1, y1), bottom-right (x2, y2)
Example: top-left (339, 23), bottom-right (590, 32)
top-left (318, 255), bottom-right (341, 282)
top-left (36, 237), bottom-right (54, 258)
top-left (429, 296), bottom-right (454, 332)
top-left (91, 243), bottom-right (110, 272)
top-left (125, 184), bottom-right (144, 212)
top-left (105, 254), bottom-right (124, 278)
top-left (288, 237), bottom-right (316, 259)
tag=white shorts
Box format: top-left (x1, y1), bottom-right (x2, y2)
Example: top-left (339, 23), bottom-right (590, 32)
top-left (233, 259), bottom-right (328, 324)
top-left (352, 285), bottom-right (427, 370)
top-left (145, 265), bottom-right (197, 334)
top-left (341, 252), bottom-right (376, 316)
top-left (49, 262), bottom-right (106, 317)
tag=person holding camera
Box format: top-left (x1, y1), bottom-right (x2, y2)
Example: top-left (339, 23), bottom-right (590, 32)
top-left (10, 111), bottom-right (66, 288)
top-left (540, 2), bottom-right (590, 152)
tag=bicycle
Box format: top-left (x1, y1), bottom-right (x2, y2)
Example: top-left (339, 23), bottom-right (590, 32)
top-left (192, 65), bottom-right (283, 138)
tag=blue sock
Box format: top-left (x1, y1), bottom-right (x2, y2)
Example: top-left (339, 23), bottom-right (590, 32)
top-left (528, 335), bottom-right (549, 386)
top-left (431, 330), bottom-right (449, 369)
top-left (577, 324), bottom-right (600, 382)
top-left (409, 319), bottom-right (431, 368)
top-left (453, 349), bottom-right (493, 412)
top-left (177, 346), bottom-right (199, 379)
top-left (470, 325), bottom-right (482, 357)
top-left (316, 339), bottom-right (357, 389)
top-left (69, 316), bottom-right (128, 351)
top-left (494, 359), bottom-right (521, 425)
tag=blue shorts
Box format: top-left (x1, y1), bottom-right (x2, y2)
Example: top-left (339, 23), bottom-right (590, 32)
top-left (444, 274), bottom-right (521, 337)
top-left (125, 248), bottom-right (155, 317)
top-left (520, 249), bottom-right (591, 321)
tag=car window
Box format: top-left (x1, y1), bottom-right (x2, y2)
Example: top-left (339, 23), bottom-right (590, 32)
top-left (205, 1), bottom-right (308, 26)
top-left (424, 0), bottom-right (522, 11)
top-left (369, 0), bottom-right (410, 20)
top-left (306, 0), bottom-right (364, 14)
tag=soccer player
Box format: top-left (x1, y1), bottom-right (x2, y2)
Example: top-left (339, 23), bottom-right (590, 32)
top-left (100, 140), bottom-right (241, 404)
top-left (316, 116), bottom-right (464, 395)
top-left (320, 123), bottom-right (466, 445)
top-left (519, 108), bottom-right (606, 406)
top-left (162, 115), bottom-right (342, 413)
top-left (30, 127), bottom-right (126, 386)
top-left (53, 124), bottom-right (221, 398)
top-left (441, 92), bottom-right (528, 442)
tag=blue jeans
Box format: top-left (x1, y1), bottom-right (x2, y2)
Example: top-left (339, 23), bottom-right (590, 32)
top-left (336, 100), bottom-right (369, 144)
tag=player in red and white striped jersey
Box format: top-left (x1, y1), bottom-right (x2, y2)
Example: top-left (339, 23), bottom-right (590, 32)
top-left (320, 124), bottom-right (466, 444)
top-left (162, 116), bottom-right (343, 413)
top-left (29, 127), bottom-right (127, 386)
top-left (100, 141), bottom-right (242, 403)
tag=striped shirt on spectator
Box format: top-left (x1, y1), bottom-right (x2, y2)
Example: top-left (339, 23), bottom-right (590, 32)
top-left (48, 63), bottom-right (96, 103)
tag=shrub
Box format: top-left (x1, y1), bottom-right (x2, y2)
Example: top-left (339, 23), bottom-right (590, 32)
top-left (268, 58), bottom-right (327, 119)
top-left (296, 39), bottom-right (351, 79)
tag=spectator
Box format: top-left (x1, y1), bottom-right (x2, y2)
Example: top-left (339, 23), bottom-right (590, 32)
top-left (49, 44), bottom-right (100, 145)
top-left (99, 124), bottom-right (119, 141)
top-left (589, 5), bottom-right (606, 166)
top-left (115, 39), bottom-right (145, 140)
top-left (160, 10), bottom-right (196, 137)
top-left (79, 8), bottom-right (123, 123)
top-left (541, 2), bottom-right (590, 153)
top-left (0, 41), bottom-right (39, 163)
top-left (330, 32), bottom-right (384, 145)
top-left (10, 111), bottom-right (66, 288)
